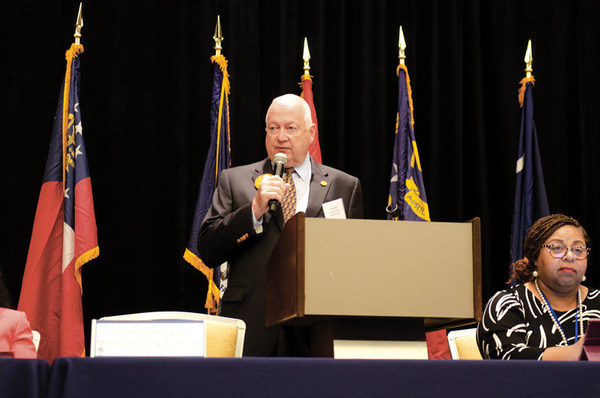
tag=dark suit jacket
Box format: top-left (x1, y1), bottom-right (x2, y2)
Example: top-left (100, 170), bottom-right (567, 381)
top-left (198, 157), bottom-right (363, 356)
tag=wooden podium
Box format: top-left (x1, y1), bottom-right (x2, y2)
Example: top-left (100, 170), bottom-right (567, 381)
top-left (266, 213), bottom-right (482, 357)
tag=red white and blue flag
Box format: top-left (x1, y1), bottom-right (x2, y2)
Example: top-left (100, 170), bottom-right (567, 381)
top-left (18, 44), bottom-right (99, 363)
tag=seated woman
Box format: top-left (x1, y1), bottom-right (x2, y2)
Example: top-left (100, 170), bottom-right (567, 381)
top-left (0, 271), bottom-right (37, 358)
top-left (477, 214), bottom-right (600, 360)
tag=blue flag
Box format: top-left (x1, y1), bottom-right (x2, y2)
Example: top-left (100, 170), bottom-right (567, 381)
top-left (184, 55), bottom-right (231, 313)
top-left (386, 64), bottom-right (430, 222)
top-left (510, 77), bottom-right (550, 275)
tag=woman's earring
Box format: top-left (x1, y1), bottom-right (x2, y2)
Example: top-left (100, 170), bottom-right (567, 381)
top-left (533, 270), bottom-right (539, 278)
top-left (582, 275), bottom-right (587, 282)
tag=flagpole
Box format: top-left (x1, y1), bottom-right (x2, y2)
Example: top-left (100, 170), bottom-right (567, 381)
top-left (210, 16), bottom-right (224, 312)
top-left (524, 39), bottom-right (532, 78)
top-left (19, 1), bottom-right (98, 362)
top-left (63, 4), bottom-right (84, 190)
top-left (518, 40), bottom-right (534, 107)
top-left (303, 37), bottom-right (311, 77)
top-left (398, 26), bottom-right (406, 66)
top-left (214, 15), bottom-right (223, 56)
top-left (182, 14), bottom-right (231, 314)
top-left (510, 39), bottom-right (549, 281)
top-left (300, 37), bottom-right (322, 163)
top-left (212, 15), bottom-right (225, 186)
top-left (391, 25), bottom-right (444, 358)
top-left (74, 3), bottom-right (83, 45)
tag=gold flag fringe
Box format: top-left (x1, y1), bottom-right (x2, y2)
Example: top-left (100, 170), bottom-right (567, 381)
top-left (62, 44), bottom-right (84, 189)
top-left (518, 76), bottom-right (535, 108)
top-left (397, 64), bottom-right (415, 129)
top-left (183, 248), bottom-right (221, 313)
top-left (210, 55), bottom-right (231, 189)
top-left (74, 246), bottom-right (99, 290)
top-left (63, 43), bottom-right (90, 293)
top-left (299, 74), bottom-right (314, 92)
top-left (210, 55), bottom-right (230, 96)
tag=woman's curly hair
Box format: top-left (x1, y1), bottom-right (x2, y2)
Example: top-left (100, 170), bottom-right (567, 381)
top-left (509, 214), bottom-right (591, 284)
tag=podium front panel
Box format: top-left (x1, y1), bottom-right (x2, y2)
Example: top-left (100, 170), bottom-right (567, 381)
top-left (303, 218), bottom-right (475, 319)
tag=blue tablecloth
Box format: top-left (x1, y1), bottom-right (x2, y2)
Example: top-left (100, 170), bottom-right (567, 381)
top-left (48, 357), bottom-right (600, 398)
top-left (4, 357), bottom-right (600, 398)
top-left (0, 358), bottom-right (49, 398)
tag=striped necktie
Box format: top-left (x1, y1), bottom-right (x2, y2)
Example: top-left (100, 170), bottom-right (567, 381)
top-left (281, 168), bottom-right (296, 222)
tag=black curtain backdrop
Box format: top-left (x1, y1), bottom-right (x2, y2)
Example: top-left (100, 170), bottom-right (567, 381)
top-left (2, 0), bottom-right (600, 350)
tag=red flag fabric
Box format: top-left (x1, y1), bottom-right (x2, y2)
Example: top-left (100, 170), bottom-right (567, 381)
top-left (18, 44), bottom-right (99, 363)
top-left (300, 75), bottom-right (322, 164)
top-left (426, 329), bottom-right (451, 359)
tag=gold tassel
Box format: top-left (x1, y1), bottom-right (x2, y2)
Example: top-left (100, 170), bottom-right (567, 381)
top-left (518, 76), bottom-right (535, 108)
top-left (210, 55), bottom-right (230, 96)
top-left (397, 64), bottom-right (416, 129)
top-left (74, 246), bottom-right (99, 289)
top-left (183, 249), bottom-right (212, 275)
top-left (183, 250), bottom-right (221, 313)
top-left (205, 278), bottom-right (221, 314)
top-left (299, 74), bottom-right (313, 91)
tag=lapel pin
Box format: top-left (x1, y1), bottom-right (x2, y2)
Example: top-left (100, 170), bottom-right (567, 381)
top-left (255, 173), bottom-right (272, 189)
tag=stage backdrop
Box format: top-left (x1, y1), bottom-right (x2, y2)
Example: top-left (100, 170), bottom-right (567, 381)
top-left (2, 0), bottom-right (600, 351)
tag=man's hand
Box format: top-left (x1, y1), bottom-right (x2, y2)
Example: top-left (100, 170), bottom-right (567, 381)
top-left (252, 175), bottom-right (289, 219)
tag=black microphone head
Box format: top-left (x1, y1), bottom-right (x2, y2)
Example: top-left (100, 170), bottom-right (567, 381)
top-left (269, 153), bottom-right (288, 213)
top-left (273, 153), bottom-right (288, 166)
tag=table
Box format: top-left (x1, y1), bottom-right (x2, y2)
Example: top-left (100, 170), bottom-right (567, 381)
top-left (0, 358), bottom-right (49, 398)
top-left (4, 357), bottom-right (600, 398)
top-left (47, 357), bottom-right (600, 398)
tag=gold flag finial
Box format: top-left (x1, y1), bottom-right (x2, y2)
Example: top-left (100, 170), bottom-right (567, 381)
top-left (213, 15), bottom-right (223, 56)
top-left (398, 26), bottom-right (406, 65)
top-left (524, 39), bottom-right (533, 78)
top-left (303, 37), bottom-right (311, 77)
top-left (74, 3), bottom-right (83, 45)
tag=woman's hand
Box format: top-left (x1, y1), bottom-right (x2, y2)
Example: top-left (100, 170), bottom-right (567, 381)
top-left (542, 337), bottom-right (584, 361)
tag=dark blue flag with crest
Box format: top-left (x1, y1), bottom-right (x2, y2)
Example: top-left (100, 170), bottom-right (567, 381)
top-left (184, 55), bottom-right (231, 314)
top-left (509, 77), bottom-right (550, 281)
top-left (387, 61), bottom-right (449, 358)
top-left (386, 64), bottom-right (430, 222)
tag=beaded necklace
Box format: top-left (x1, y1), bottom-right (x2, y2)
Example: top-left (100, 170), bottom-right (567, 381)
top-left (534, 278), bottom-right (584, 346)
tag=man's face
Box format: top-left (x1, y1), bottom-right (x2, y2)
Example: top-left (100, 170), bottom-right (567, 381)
top-left (265, 100), bottom-right (315, 168)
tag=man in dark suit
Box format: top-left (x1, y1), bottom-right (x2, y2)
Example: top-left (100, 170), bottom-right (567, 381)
top-left (198, 94), bottom-right (363, 356)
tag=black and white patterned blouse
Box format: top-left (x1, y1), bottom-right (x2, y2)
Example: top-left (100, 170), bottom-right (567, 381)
top-left (477, 284), bottom-right (600, 360)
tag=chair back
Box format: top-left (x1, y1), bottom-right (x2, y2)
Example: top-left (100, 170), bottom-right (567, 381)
top-left (97, 311), bottom-right (246, 357)
top-left (31, 330), bottom-right (41, 352)
top-left (447, 328), bottom-right (482, 359)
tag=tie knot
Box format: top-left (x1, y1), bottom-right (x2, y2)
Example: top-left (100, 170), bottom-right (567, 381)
top-left (283, 168), bottom-right (295, 182)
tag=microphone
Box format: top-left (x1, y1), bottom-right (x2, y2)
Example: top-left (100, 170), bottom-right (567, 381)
top-left (268, 153), bottom-right (288, 213)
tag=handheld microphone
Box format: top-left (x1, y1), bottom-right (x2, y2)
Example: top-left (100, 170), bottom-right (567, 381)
top-left (268, 153), bottom-right (288, 213)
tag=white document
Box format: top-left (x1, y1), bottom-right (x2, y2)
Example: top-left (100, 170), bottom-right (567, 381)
top-left (91, 319), bottom-right (206, 357)
top-left (322, 198), bottom-right (347, 219)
